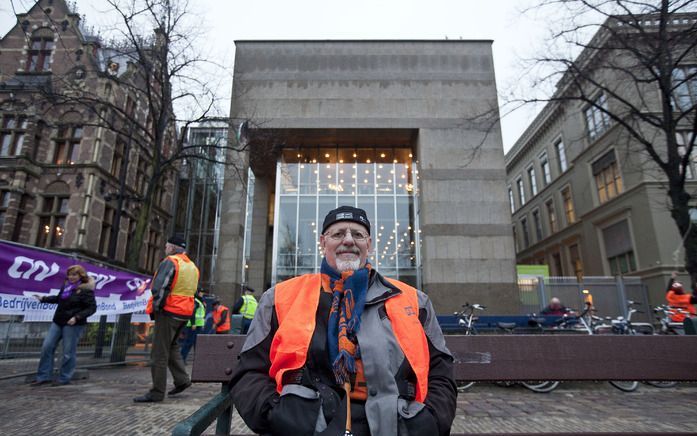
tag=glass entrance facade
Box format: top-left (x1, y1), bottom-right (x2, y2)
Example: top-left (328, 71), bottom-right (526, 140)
top-left (272, 146), bottom-right (421, 287)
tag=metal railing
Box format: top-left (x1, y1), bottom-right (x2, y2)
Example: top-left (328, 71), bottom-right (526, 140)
top-left (0, 315), bottom-right (153, 379)
top-left (518, 276), bottom-right (652, 322)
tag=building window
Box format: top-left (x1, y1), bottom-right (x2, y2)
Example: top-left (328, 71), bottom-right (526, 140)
top-left (521, 217), bottom-right (530, 249)
top-left (532, 209), bottom-right (543, 241)
top-left (52, 125), bottom-right (82, 165)
top-left (145, 227), bottom-right (161, 272)
top-left (37, 195), bottom-right (68, 248)
top-left (0, 191), bottom-right (8, 232)
top-left (274, 147), bottom-right (420, 286)
top-left (552, 252), bottom-right (564, 276)
top-left (540, 152), bottom-right (551, 186)
top-left (508, 187), bottom-right (515, 213)
top-left (546, 199), bottom-right (558, 233)
top-left (561, 187), bottom-right (576, 225)
top-left (569, 243), bottom-right (583, 280)
top-left (124, 216), bottom-right (138, 260)
top-left (12, 194), bottom-right (28, 242)
top-left (516, 178), bottom-right (526, 206)
top-left (0, 114), bottom-right (28, 157)
top-left (673, 66), bottom-right (697, 111)
top-left (111, 140), bottom-right (125, 177)
top-left (136, 156), bottom-right (149, 196)
top-left (99, 206), bottom-right (114, 256)
top-left (528, 167), bottom-right (537, 196)
top-left (512, 225), bottom-right (518, 253)
top-left (593, 149), bottom-right (623, 203)
top-left (26, 36), bottom-right (54, 72)
top-left (677, 131), bottom-right (696, 179)
top-left (555, 140), bottom-right (568, 173)
top-left (602, 219), bottom-right (636, 275)
top-left (585, 93), bottom-right (611, 140)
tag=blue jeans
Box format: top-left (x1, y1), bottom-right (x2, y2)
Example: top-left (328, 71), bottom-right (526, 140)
top-left (180, 327), bottom-right (198, 362)
top-left (36, 322), bottom-right (85, 383)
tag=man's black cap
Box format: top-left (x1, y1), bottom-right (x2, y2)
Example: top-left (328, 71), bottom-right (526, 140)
top-left (322, 206), bottom-right (371, 235)
top-left (167, 234), bottom-right (186, 249)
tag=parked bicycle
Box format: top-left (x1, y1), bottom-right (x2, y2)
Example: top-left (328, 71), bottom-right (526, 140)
top-left (454, 303), bottom-right (484, 392)
top-left (654, 305), bottom-right (688, 335)
top-left (557, 301), bottom-right (640, 392)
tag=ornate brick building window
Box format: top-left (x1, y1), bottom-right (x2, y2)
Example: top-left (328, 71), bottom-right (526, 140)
top-left (52, 125), bottom-right (82, 165)
top-left (0, 114), bottom-right (28, 156)
top-left (26, 31), bottom-right (54, 72)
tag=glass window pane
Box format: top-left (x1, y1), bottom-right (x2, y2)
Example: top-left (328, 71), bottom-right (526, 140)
top-left (299, 163), bottom-right (317, 194)
top-left (376, 162), bottom-right (394, 195)
top-left (279, 163), bottom-right (299, 194)
top-left (277, 196), bottom-right (298, 275)
top-left (297, 196), bottom-right (318, 268)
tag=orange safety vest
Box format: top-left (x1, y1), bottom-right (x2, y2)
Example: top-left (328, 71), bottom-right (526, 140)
top-left (667, 290), bottom-right (696, 322)
top-left (146, 253), bottom-right (199, 317)
top-left (269, 274), bottom-right (430, 402)
top-left (212, 304), bottom-right (231, 332)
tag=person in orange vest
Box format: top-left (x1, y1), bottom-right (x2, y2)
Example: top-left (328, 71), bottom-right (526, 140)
top-left (230, 206), bottom-right (456, 435)
top-left (134, 234), bottom-right (200, 403)
top-left (211, 299), bottom-right (231, 334)
top-left (666, 271), bottom-right (697, 322)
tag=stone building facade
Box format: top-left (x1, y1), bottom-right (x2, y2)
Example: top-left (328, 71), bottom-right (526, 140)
top-left (0, 0), bottom-right (176, 272)
top-left (215, 40), bottom-right (518, 314)
top-left (505, 14), bottom-right (697, 306)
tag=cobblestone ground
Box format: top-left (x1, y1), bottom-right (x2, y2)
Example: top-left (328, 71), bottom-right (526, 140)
top-left (1, 363), bottom-right (696, 435)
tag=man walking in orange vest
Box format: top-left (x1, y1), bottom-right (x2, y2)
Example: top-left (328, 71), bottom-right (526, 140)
top-left (134, 235), bottom-right (200, 403)
top-left (230, 206), bottom-right (456, 435)
top-left (211, 299), bottom-right (231, 334)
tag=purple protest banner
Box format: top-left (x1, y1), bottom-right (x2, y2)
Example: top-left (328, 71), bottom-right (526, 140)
top-left (0, 240), bottom-right (152, 318)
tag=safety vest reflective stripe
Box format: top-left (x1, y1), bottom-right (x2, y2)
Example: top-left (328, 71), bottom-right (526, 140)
top-left (213, 305), bottom-right (231, 332)
top-left (165, 254), bottom-right (199, 317)
top-left (385, 278), bottom-right (430, 402)
top-left (667, 291), bottom-right (696, 322)
top-left (187, 298), bottom-right (206, 327)
top-left (145, 253), bottom-right (199, 317)
top-left (240, 295), bottom-right (258, 319)
top-left (269, 275), bottom-right (322, 393)
top-left (270, 274), bottom-right (429, 402)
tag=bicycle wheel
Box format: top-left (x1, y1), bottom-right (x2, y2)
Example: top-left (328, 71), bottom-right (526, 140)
top-left (609, 381), bottom-right (639, 392)
top-left (456, 381), bottom-right (475, 392)
top-left (645, 381), bottom-right (678, 388)
top-left (521, 381), bottom-right (560, 393)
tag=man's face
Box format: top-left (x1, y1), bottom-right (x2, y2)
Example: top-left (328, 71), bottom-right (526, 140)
top-left (320, 222), bottom-right (372, 272)
top-left (165, 243), bottom-right (176, 256)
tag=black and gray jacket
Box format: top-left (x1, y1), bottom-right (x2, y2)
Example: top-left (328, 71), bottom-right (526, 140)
top-left (41, 277), bottom-right (97, 326)
top-left (230, 270), bottom-right (457, 436)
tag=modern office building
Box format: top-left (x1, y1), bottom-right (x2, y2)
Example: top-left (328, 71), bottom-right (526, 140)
top-left (505, 14), bottom-right (697, 306)
top-left (214, 40), bottom-right (518, 314)
top-left (172, 122), bottom-right (228, 290)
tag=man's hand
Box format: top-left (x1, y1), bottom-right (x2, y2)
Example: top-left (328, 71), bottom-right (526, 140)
top-left (672, 271), bottom-right (679, 279)
top-left (33, 294), bottom-right (42, 302)
top-left (67, 316), bottom-right (77, 326)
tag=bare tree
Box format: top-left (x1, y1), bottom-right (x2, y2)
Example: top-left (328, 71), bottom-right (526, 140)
top-left (34, 0), bottom-right (244, 270)
top-left (516, 1), bottom-right (697, 283)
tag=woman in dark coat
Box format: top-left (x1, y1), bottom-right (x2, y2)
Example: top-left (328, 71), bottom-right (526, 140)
top-left (30, 265), bottom-right (97, 386)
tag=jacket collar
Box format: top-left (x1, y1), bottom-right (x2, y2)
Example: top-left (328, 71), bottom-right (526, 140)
top-left (365, 270), bottom-right (402, 305)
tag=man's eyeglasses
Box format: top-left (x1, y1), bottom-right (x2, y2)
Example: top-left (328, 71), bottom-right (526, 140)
top-left (324, 228), bottom-right (368, 241)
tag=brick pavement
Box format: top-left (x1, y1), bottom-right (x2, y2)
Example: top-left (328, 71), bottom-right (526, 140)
top-left (1, 363), bottom-right (696, 435)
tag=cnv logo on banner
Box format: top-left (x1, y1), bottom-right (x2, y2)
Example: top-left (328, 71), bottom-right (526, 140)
top-left (0, 241), bottom-right (151, 319)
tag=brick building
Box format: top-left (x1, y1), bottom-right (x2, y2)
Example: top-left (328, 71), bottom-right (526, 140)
top-left (0, 0), bottom-right (177, 272)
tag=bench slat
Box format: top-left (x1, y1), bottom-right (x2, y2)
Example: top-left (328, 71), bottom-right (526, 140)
top-left (449, 335), bottom-right (697, 381)
top-left (191, 335), bottom-right (246, 383)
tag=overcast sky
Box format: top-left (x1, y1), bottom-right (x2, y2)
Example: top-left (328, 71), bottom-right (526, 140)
top-left (1, 0), bottom-right (551, 152)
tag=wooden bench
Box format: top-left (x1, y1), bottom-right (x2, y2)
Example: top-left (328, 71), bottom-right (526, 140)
top-left (172, 334), bottom-right (697, 436)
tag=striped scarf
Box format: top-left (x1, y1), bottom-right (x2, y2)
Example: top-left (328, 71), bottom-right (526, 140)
top-left (321, 257), bottom-right (371, 385)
